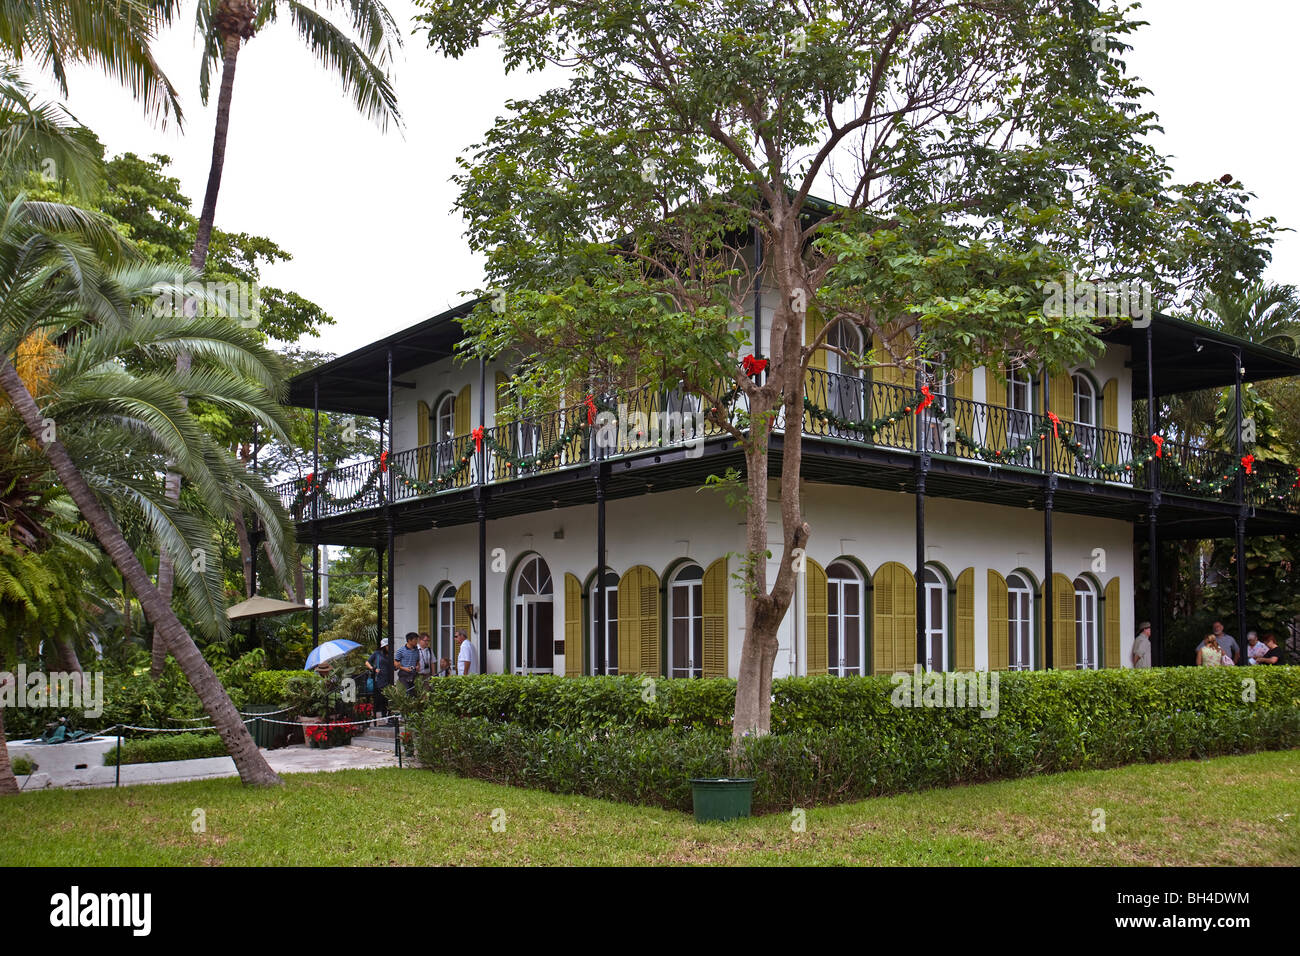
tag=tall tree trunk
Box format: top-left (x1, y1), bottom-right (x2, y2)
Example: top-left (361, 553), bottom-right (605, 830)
top-left (732, 236), bottom-right (809, 742)
top-left (154, 32), bottom-right (245, 677)
top-left (55, 637), bottom-right (82, 674)
top-left (0, 696), bottom-right (18, 795)
top-left (233, 508), bottom-right (255, 597)
top-left (0, 359), bottom-right (281, 787)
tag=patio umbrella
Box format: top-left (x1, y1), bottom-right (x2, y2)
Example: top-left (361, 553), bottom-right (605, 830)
top-left (227, 595), bottom-right (310, 620)
top-left (303, 639), bottom-right (361, 671)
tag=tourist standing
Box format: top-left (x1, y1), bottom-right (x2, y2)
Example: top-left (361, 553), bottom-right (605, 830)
top-left (456, 627), bottom-right (479, 674)
top-left (366, 639), bottom-right (393, 718)
top-left (1257, 634), bottom-right (1284, 665)
top-left (417, 633), bottom-right (434, 689)
top-left (395, 632), bottom-right (420, 692)
top-left (1210, 621), bottom-right (1240, 665)
top-left (1197, 634), bottom-right (1221, 667)
top-left (1131, 622), bottom-right (1152, 668)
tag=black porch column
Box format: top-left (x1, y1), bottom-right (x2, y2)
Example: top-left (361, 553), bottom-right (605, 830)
top-left (477, 495), bottom-right (487, 673)
top-left (915, 456), bottom-right (928, 671)
top-left (249, 421), bottom-right (260, 649)
top-left (1043, 477), bottom-right (1056, 670)
top-left (1145, 323), bottom-right (1162, 665)
top-left (1233, 349), bottom-right (1247, 639)
top-left (478, 357), bottom-right (488, 674)
top-left (595, 455), bottom-right (607, 676)
top-left (311, 377), bottom-right (320, 644)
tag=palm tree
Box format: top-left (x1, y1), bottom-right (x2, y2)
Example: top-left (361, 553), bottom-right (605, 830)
top-left (0, 63), bottom-right (101, 193)
top-left (1197, 282), bottom-right (1300, 354)
top-left (0, 192), bottom-right (282, 787)
top-left (153, 0), bottom-right (402, 672)
top-left (0, 0), bottom-right (182, 123)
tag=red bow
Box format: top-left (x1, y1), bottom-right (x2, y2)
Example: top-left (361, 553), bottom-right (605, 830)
top-left (913, 385), bottom-right (933, 415)
top-left (305, 472), bottom-right (315, 488)
top-left (379, 450), bottom-right (389, 473)
top-left (742, 354), bottom-right (768, 377)
top-left (1241, 454), bottom-right (1254, 475)
top-left (1151, 434), bottom-right (1163, 458)
top-left (584, 394), bottom-right (597, 425)
top-left (1047, 411), bottom-right (1060, 439)
top-left (472, 426), bottom-right (484, 453)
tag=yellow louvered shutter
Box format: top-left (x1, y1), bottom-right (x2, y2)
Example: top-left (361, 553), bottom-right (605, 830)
top-left (416, 400), bottom-right (432, 480)
top-left (702, 557), bottom-right (728, 678)
top-left (565, 572), bottom-right (583, 677)
top-left (618, 566), bottom-right (660, 675)
top-left (639, 569), bottom-right (660, 675)
top-left (454, 580), bottom-right (471, 637)
top-left (454, 386), bottom-right (470, 439)
top-left (873, 561), bottom-right (916, 673)
top-left (1102, 378), bottom-right (1118, 430)
top-left (1049, 372), bottom-right (1075, 475)
top-left (1101, 378), bottom-right (1118, 469)
top-left (955, 568), bottom-right (974, 671)
top-left (872, 331), bottom-right (909, 447)
top-left (984, 368), bottom-right (1007, 453)
top-left (987, 570), bottom-right (1009, 671)
top-left (1104, 576), bottom-right (1121, 668)
top-left (1054, 573), bottom-right (1075, 670)
top-left (417, 585), bottom-right (431, 636)
top-left (538, 388), bottom-right (562, 468)
top-left (804, 307), bottom-right (827, 434)
top-left (952, 367), bottom-right (973, 402)
top-left (806, 558), bottom-right (828, 676)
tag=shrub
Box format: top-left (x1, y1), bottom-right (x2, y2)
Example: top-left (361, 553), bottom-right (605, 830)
top-left (245, 670), bottom-right (307, 707)
top-left (404, 668), bottom-right (1300, 813)
top-left (11, 756), bottom-right (36, 775)
top-left (103, 733), bottom-right (227, 766)
top-left (396, 667), bottom-right (1300, 734)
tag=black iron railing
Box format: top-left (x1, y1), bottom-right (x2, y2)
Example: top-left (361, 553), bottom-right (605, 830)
top-left (271, 370), bottom-right (1297, 517)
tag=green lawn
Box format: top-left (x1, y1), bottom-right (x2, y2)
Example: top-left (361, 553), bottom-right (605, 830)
top-left (2, 750), bottom-right (1297, 866)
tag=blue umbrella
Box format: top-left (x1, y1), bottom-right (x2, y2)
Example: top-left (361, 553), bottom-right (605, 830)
top-left (303, 639), bottom-right (361, 671)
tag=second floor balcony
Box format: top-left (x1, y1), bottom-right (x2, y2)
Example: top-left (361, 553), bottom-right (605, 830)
top-left (273, 368), bottom-right (1300, 523)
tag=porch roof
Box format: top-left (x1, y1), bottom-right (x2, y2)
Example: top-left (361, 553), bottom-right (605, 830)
top-left (288, 303), bottom-right (1300, 417)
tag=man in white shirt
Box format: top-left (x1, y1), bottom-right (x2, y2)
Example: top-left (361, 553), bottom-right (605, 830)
top-left (456, 628), bottom-right (479, 674)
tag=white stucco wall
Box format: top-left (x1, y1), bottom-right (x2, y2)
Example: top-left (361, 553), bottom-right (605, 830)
top-left (391, 482), bottom-right (1136, 677)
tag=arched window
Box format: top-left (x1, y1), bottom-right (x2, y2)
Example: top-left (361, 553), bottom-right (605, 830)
top-left (668, 564), bottom-right (703, 678)
top-left (435, 393), bottom-right (456, 470)
top-left (1007, 367), bottom-right (1035, 460)
top-left (826, 322), bottom-right (865, 428)
top-left (513, 555), bottom-right (554, 673)
top-left (1074, 576), bottom-right (1099, 669)
top-left (1072, 373), bottom-right (1097, 475)
top-left (1007, 572), bottom-right (1035, 671)
top-left (923, 566), bottom-right (948, 672)
top-left (436, 584), bottom-right (457, 663)
top-left (827, 561), bottom-right (865, 676)
top-left (589, 571), bottom-right (619, 675)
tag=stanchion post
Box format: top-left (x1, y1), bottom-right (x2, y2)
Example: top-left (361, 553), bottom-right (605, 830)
top-left (115, 726), bottom-right (122, 788)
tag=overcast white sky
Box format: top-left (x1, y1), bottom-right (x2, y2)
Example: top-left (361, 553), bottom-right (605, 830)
top-left (35, 0), bottom-right (1300, 358)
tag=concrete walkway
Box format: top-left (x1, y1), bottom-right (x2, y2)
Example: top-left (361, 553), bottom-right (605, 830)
top-left (16, 744), bottom-right (401, 791)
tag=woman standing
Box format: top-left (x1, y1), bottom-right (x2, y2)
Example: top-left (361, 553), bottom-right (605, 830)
top-left (1198, 634), bottom-right (1222, 667)
top-left (366, 638), bottom-right (394, 718)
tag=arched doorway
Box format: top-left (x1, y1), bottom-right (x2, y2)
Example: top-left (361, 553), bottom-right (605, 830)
top-left (513, 554), bottom-right (554, 673)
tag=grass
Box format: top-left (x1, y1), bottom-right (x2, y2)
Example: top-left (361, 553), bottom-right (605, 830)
top-left (1, 749), bottom-right (1296, 866)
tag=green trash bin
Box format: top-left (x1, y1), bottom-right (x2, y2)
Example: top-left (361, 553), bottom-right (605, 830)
top-left (243, 704), bottom-right (284, 749)
top-left (689, 778), bottom-right (755, 823)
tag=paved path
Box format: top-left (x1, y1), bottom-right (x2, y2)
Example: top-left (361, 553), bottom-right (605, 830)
top-left (17, 744), bottom-right (401, 791)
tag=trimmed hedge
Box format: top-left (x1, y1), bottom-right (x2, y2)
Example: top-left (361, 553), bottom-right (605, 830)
top-left (103, 733), bottom-right (227, 766)
top-left (402, 669), bottom-right (1300, 813)
top-left (400, 667), bottom-right (1300, 733)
